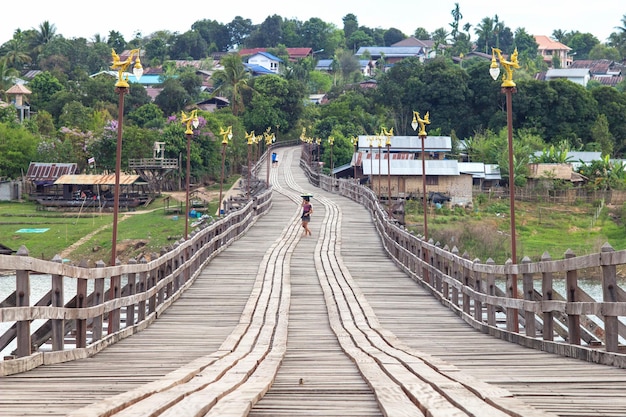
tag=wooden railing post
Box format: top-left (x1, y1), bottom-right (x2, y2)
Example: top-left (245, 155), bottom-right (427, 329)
top-left (126, 258), bottom-right (137, 327)
top-left (462, 251), bottom-right (471, 316)
top-left (541, 252), bottom-right (554, 341)
top-left (505, 258), bottom-right (518, 333)
top-left (522, 256), bottom-right (535, 338)
top-left (51, 254), bottom-right (64, 351)
top-left (565, 249), bottom-right (581, 345)
top-left (451, 246), bottom-right (460, 307)
top-left (473, 258), bottom-right (483, 323)
top-left (93, 260), bottom-right (106, 342)
top-left (138, 257), bottom-right (148, 322)
top-left (76, 259), bottom-right (89, 348)
top-left (442, 245), bottom-right (450, 300)
top-left (15, 246), bottom-right (31, 358)
top-left (486, 258), bottom-right (496, 327)
top-left (601, 243), bottom-right (618, 352)
top-left (108, 258), bottom-right (121, 335)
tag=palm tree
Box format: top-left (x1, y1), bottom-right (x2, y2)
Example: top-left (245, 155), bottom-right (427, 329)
top-left (0, 57), bottom-right (19, 101)
top-left (211, 53), bottom-right (250, 116)
top-left (450, 3), bottom-right (463, 40)
top-left (474, 17), bottom-right (494, 53)
top-left (35, 21), bottom-right (57, 46)
top-left (2, 30), bottom-right (32, 70)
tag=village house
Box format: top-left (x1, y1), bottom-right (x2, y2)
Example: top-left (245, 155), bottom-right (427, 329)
top-left (351, 135), bottom-right (473, 206)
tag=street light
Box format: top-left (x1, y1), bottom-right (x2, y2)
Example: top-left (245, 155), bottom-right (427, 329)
top-left (491, 47), bottom-right (520, 332)
top-left (218, 126), bottom-right (233, 217)
top-left (245, 130), bottom-right (256, 199)
top-left (328, 136), bottom-right (334, 177)
top-left (411, 111), bottom-right (430, 241)
top-left (264, 128), bottom-right (276, 186)
top-left (181, 109), bottom-right (199, 240)
top-left (109, 48), bottom-right (143, 266)
top-left (350, 137), bottom-right (358, 180)
top-left (381, 127), bottom-right (394, 211)
top-left (315, 137), bottom-right (321, 169)
top-left (367, 136), bottom-right (376, 189)
top-left (376, 134), bottom-right (382, 198)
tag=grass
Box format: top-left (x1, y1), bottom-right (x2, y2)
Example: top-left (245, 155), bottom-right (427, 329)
top-left (0, 175), bottom-right (240, 266)
top-left (405, 198), bottom-right (626, 264)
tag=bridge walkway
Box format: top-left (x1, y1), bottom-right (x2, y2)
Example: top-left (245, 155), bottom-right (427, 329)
top-left (2, 147), bottom-right (626, 417)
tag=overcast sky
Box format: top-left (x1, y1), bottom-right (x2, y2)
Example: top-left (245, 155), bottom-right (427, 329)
top-left (2, 0), bottom-right (621, 46)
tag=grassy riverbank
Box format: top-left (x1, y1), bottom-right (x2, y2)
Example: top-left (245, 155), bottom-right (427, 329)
top-left (0, 177), bottom-right (239, 266)
top-left (405, 197), bottom-right (626, 264)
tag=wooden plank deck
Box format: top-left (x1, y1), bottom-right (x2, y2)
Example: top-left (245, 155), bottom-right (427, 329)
top-left (2, 146), bottom-right (626, 417)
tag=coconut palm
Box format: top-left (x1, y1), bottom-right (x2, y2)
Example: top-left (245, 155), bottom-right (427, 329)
top-left (211, 53), bottom-right (251, 116)
top-left (1, 30), bottom-right (32, 70)
top-left (0, 57), bottom-right (19, 101)
top-left (474, 17), bottom-right (494, 53)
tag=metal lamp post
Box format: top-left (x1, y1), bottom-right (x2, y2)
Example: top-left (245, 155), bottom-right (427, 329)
top-left (181, 110), bottom-right (199, 240)
top-left (411, 111), bottom-right (430, 242)
top-left (328, 136), bottom-right (334, 177)
top-left (381, 128), bottom-right (393, 211)
top-left (350, 137), bottom-right (358, 180)
top-left (218, 126), bottom-right (232, 218)
top-left (109, 48), bottom-right (143, 266)
top-left (264, 128), bottom-right (276, 186)
top-left (367, 136), bottom-right (375, 189)
top-left (315, 138), bottom-right (321, 169)
top-left (491, 47), bottom-right (520, 332)
top-left (377, 135), bottom-right (382, 198)
top-left (245, 131), bottom-right (256, 199)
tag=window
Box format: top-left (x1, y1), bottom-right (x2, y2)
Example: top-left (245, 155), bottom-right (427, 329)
top-left (426, 176), bottom-right (438, 185)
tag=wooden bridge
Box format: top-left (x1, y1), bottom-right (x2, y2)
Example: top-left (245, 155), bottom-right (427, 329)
top-left (2, 146), bottom-right (626, 416)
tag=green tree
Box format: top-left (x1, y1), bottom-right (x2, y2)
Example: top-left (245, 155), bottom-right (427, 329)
top-left (383, 28), bottom-right (405, 46)
top-left (449, 3), bottom-right (463, 41)
top-left (347, 30), bottom-right (373, 53)
top-left (0, 58), bottom-right (19, 101)
top-left (590, 114), bottom-right (613, 157)
top-left (170, 30), bottom-right (208, 60)
top-left (1, 30), bottom-right (32, 70)
top-left (342, 14), bottom-right (359, 42)
top-left (192, 19), bottom-right (230, 52)
top-left (211, 53), bottom-right (251, 116)
top-left (28, 71), bottom-right (65, 113)
top-left (127, 103), bottom-right (165, 128)
top-left (0, 123), bottom-right (39, 178)
top-left (154, 78), bottom-right (192, 116)
top-left (227, 16), bottom-right (253, 49)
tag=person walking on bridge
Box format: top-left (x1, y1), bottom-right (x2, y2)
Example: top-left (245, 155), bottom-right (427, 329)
top-left (301, 195), bottom-right (313, 236)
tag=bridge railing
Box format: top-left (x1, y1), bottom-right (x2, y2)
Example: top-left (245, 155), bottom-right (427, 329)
top-left (306, 155), bottom-right (626, 368)
top-left (0, 189), bottom-right (272, 376)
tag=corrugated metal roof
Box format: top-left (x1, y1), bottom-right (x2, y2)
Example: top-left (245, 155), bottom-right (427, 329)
top-left (357, 135), bottom-right (451, 152)
top-left (26, 163), bottom-right (78, 181)
top-left (54, 174), bottom-right (144, 185)
top-left (362, 159), bottom-right (459, 176)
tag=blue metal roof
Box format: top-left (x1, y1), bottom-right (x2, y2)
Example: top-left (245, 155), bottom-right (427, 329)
top-left (244, 64), bottom-right (274, 75)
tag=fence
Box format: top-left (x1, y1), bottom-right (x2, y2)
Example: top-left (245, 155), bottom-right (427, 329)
top-left (303, 153), bottom-right (626, 368)
top-left (0, 189), bottom-right (272, 376)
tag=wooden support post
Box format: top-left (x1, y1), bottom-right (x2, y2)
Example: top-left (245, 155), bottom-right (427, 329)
top-left (473, 258), bottom-right (483, 323)
top-left (76, 260), bottom-right (88, 348)
top-left (541, 252), bottom-right (554, 341)
top-left (486, 258), bottom-right (496, 327)
top-left (601, 243), bottom-right (618, 352)
top-left (51, 255), bottom-right (64, 352)
top-left (565, 249), bottom-right (581, 345)
top-left (93, 260), bottom-right (105, 342)
top-left (126, 258), bottom-right (137, 327)
top-left (15, 246), bottom-right (31, 358)
top-left (522, 256), bottom-right (536, 337)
